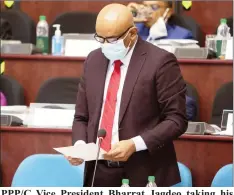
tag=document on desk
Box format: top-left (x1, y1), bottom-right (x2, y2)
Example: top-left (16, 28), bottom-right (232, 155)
top-left (27, 108), bottom-right (75, 128)
top-left (54, 143), bottom-right (107, 161)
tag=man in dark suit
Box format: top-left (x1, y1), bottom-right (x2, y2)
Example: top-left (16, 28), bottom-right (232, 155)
top-left (68, 3), bottom-right (188, 187)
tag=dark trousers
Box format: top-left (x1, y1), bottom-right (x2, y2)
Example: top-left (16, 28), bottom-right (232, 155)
top-left (84, 161), bottom-right (124, 187)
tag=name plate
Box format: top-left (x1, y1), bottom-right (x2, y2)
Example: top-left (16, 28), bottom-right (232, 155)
top-left (64, 39), bottom-right (100, 57)
top-left (27, 108), bottom-right (75, 128)
top-left (185, 122), bottom-right (206, 135)
top-left (185, 122), bottom-right (220, 135)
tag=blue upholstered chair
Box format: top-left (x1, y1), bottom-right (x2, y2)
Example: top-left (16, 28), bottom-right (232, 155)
top-left (211, 164), bottom-right (233, 187)
top-left (12, 154), bottom-right (84, 187)
top-left (172, 162), bottom-right (192, 187)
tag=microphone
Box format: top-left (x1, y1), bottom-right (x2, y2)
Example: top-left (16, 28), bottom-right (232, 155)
top-left (97, 129), bottom-right (106, 139)
top-left (91, 129), bottom-right (106, 187)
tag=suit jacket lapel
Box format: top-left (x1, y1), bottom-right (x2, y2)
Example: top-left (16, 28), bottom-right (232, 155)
top-left (93, 54), bottom-right (109, 131)
top-left (119, 38), bottom-right (147, 125)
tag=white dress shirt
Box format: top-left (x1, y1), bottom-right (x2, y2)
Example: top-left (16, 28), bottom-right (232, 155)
top-left (75, 39), bottom-right (147, 152)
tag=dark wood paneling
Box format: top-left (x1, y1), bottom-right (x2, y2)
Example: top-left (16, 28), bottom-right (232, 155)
top-left (0, 1), bottom-right (20, 10)
top-left (2, 55), bottom-right (84, 104)
top-left (2, 54), bottom-right (233, 122)
top-left (174, 137), bottom-right (232, 187)
top-left (20, 1), bottom-right (130, 25)
top-left (1, 126), bottom-right (232, 187)
top-left (179, 60), bottom-right (233, 123)
top-left (183, 1), bottom-right (233, 34)
top-left (0, 128), bottom-right (72, 187)
top-left (19, 1), bottom-right (233, 36)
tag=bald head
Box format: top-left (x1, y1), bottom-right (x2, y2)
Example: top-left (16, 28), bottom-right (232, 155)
top-left (96, 3), bottom-right (134, 37)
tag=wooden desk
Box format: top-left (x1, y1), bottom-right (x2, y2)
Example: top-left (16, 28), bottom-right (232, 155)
top-left (2, 54), bottom-right (233, 122)
top-left (0, 126), bottom-right (232, 187)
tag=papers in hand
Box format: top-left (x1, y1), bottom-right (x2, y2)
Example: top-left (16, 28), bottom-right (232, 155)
top-left (54, 143), bottom-right (107, 161)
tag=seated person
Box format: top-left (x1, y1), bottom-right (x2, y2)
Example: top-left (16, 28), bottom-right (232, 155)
top-left (0, 18), bottom-right (12, 106)
top-left (186, 96), bottom-right (197, 121)
top-left (0, 91), bottom-right (7, 106)
top-left (128, 1), bottom-right (193, 40)
top-left (0, 60), bottom-right (7, 106)
top-left (0, 59), bottom-right (7, 106)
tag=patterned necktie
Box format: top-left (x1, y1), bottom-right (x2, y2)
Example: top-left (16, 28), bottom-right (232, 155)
top-left (100, 60), bottom-right (122, 151)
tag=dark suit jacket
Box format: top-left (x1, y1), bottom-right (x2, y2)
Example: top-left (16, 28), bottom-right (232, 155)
top-left (72, 38), bottom-right (188, 187)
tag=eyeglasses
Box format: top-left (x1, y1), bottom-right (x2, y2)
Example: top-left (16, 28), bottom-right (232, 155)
top-left (145, 4), bottom-right (167, 11)
top-left (150, 4), bottom-right (160, 10)
top-left (94, 26), bottom-right (133, 44)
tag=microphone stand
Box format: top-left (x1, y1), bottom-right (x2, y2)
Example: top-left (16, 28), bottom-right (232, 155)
top-left (91, 137), bottom-right (103, 187)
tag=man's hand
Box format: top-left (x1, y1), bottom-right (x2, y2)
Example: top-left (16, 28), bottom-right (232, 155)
top-left (65, 156), bottom-right (84, 166)
top-left (104, 140), bottom-right (136, 162)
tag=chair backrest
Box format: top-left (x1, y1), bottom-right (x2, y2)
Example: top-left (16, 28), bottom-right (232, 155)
top-left (49, 11), bottom-right (97, 52)
top-left (172, 162), bottom-right (192, 187)
top-left (210, 82), bottom-right (233, 126)
top-left (211, 164), bottom-right (233, 187)
top-left (50, 11), bottom-right (97, 38)
top-left (0, 18), bottom-right (13, 40)
top-left (12, 154), bottom-right (84, 187)
top-left (0, 75), bottom-right (25, 105)
top-left (36, 77), bottom-right (80, 104)
top-left (0, 10), bottom-right (36, 44)
top-left (170, 14), bottom-right (203, 46)
top-left (186, 82), bottom-right (199, 121)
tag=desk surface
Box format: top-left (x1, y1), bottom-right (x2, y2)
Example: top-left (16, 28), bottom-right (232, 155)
top-left (1, 126), bottom-right (233, 141)
top-left (1, 54), bottom-right (233, 65)
top-left (0, 125), bottom-right (232, 187)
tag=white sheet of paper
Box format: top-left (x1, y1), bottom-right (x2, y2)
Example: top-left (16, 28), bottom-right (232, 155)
top-left (65, 39), bottom-right (100, 57)
top-left (28, 108), bottom-right (75, 128)
top-left (225, 38), bottom-right (233, 59)
top-left (54, 143), bottom-right (106, 161)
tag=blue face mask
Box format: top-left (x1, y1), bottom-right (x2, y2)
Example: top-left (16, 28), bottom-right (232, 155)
top-left (101, 34), bottom-right (131, 61)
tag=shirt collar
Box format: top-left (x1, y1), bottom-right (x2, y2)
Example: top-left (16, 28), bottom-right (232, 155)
top-left (110, 37), bottom-right (138, 66)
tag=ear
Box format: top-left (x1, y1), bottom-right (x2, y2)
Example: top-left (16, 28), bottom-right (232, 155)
top-left (130, 27), bottom-right (138, 39)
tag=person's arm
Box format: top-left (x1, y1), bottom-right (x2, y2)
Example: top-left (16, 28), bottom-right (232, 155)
top-left (185, 30), bottom-right (194, 39)
top-left (140, 53), bottom-right (188, 154)
top-left (72, 57), bottom-right (90, 144)
top-left (186, 96), bottom-right (197, 121)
